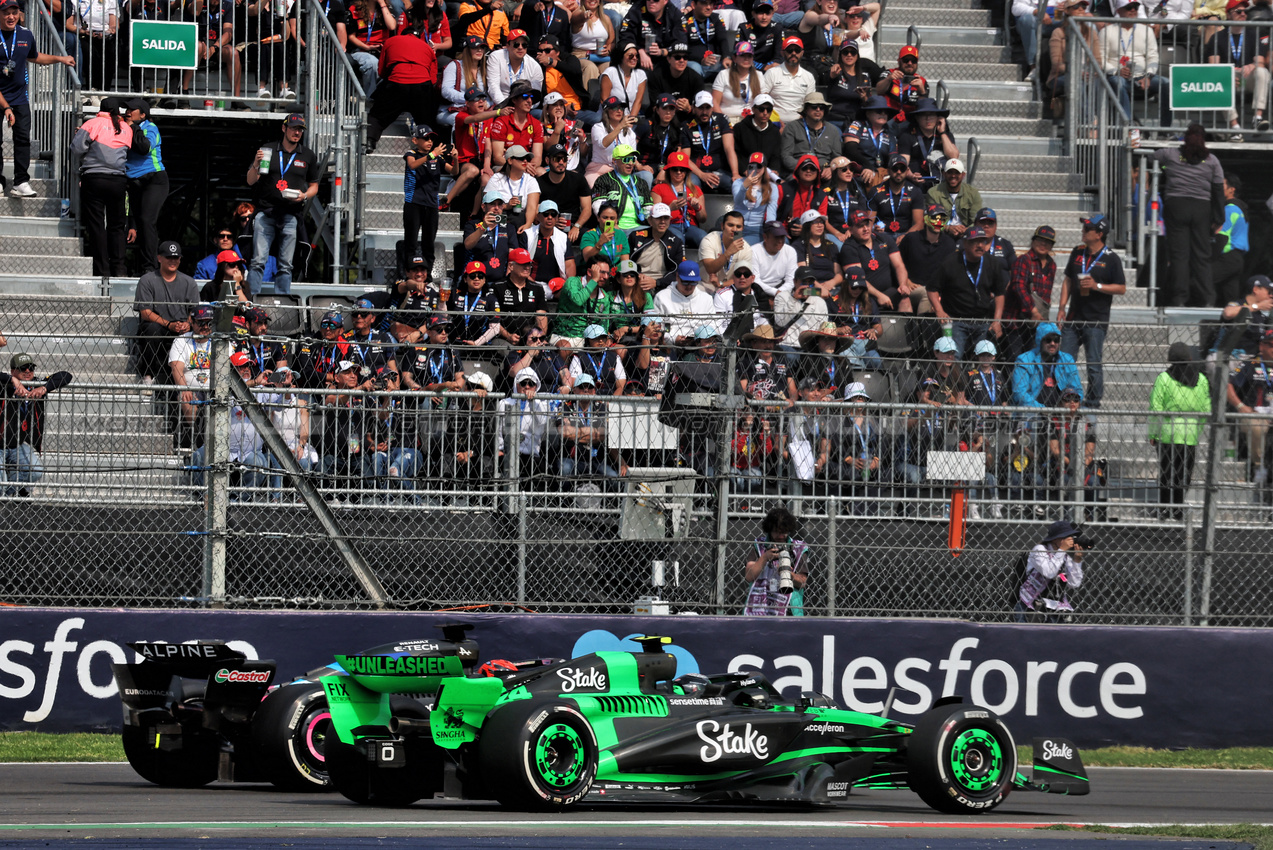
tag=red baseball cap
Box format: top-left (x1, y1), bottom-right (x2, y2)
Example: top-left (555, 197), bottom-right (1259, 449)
top-left (464, 260), bottom-right (487, 275)
top-left (665, 151), bottom-right (691, 169)
top-left (215, 249), bottom-right (243, 265)
top-left (848, 209), bottom-right (872, 225)
top-left (548, 276), bottom-right (566, 293)
top-left (229, 351), bottom-right (250, 368)
top-left (508, 248), bottom-right (533, 265)
top-left (899, 44), bottom-right (919, 60)
top-left (782, 35), bottom-right (803, 50)
top-left (507, 29), bottom-right (529, 43)
top-left (749, 152), bottom-right (765, 165)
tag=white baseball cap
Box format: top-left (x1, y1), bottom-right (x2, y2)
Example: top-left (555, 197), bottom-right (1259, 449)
top-left (650, 202), bottom-right (672, 218)
top-left (467, 371), bottom-right (494, 391)
top-left (974, 340), bottom-right (998, 356)
top-left (543, 92), bottom-right (565, 106)
top-left (934, 337), bottom-right (958, 354)
top-left (844, 381), bottom-right (869, 400)
top-left (943, 158), bottom-right (966, 174)
top-left (694, 91), bottom-right (713, 108)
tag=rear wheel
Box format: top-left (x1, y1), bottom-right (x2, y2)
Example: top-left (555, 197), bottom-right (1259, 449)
top-left (251, 682), bottom-right (333, 791)
top-left (907, 704), bottom-right (1016, 814)
top-left (477, 700), bottom-right (597, 811)
top-left (327, 697), bottom-right (439, 807)
top-left (121, 709), bottom-right (220, 788)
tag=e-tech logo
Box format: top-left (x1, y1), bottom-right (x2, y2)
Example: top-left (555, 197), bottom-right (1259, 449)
top-left (0, 617), bottom-right (258, 724)
top-left (213, 668), bottom-right (270, 684)
top-left (570, 630), bottom-right (700, 677)
top-left (728, 635), bottom-right (1147, 720)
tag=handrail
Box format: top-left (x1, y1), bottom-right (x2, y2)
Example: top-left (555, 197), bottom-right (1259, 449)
top-left (906, 24), bottom-right (922, 52)
top-left (934, 79), bottom-right (950, 110)
top-left (25, 0), bottom-right (81, 237)
top-left (966, 137), bottom-right (981, 183)
top-left (1066, 17), bottom-right (1131, 123)
top-left (1032, 0), bottom-right (1048, 100)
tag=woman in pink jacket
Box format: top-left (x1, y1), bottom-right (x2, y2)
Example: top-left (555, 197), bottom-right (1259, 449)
top-left (71, 96), bottom-right (149, 277)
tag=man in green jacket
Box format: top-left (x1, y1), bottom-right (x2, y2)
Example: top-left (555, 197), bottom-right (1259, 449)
top-left (593, 144), bottom-right (655, 237)
top-left (551, 255), bottom-right (617, 355)
top-left (925, 158), bottom-right (983, 240)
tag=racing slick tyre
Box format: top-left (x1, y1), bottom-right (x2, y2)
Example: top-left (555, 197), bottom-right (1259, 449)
top-left (251, 682), bottom-right (333, 791)
top-left (327, 697), bottom-right (439, 807)
top-left (906, 704), bottom-right (1017, 815)
top-left (477, 700), bottom-right (598, 811)
top-left (120, 708), bottom-right (220, 788)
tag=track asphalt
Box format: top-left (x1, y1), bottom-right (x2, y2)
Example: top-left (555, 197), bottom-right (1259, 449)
top-left (0, 763), bottom-right (1270, 848)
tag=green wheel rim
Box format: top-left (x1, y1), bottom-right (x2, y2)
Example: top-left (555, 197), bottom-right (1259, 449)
top-left (948, 728), bottom-right (1004, 792)
top-left (533, 722), bottom-right (586, 789)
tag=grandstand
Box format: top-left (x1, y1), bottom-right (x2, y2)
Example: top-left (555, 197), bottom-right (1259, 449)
top-left (0, 0), bottom-right (1270, 620)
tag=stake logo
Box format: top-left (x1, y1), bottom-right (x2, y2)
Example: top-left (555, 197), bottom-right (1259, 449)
top-left (557, 667), bottom-right (607, 693)
top-left (214, 668), bottom-right (270, 684)
top-left (1041, 739), bottom-right (1073, 761)
top-left (696, 720), bottom-right (770, 763)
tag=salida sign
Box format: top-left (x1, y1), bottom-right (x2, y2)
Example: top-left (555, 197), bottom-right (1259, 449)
top-left (130, 20), bottom-right (198, 70)
top-left (2, 609), bottom-right (1273, 748)
top-left (1170, 64), bottom-right (1235, 110)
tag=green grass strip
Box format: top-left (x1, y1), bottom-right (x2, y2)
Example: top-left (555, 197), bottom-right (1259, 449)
top-left (1045, 823), bottom-right (1273, 850)
top-left (0, 732), bottom-right (124, 763)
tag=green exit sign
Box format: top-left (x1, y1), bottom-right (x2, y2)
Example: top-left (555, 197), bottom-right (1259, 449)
top-left (1169, 63), bottom-right (1235, 111)
top-left (130, 20), bottom-right (199, 70)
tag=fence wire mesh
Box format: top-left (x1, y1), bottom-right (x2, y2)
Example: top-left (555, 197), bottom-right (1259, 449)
top-left (1, 294), bottom-right (1271, 625)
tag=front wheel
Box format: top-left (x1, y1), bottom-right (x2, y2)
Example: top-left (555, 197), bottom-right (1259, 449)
top-left (477, 700), bottom-right (597, 811)
top-left (906, 704), bottom-right (1016, 814)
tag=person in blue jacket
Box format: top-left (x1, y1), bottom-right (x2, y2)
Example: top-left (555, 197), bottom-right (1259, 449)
top-left (124, 98), bottom-right (168, 275)
top-left (195, 227), bottom-right (276, 281)
top-left (1012, 321), bottom-right (1083, 408)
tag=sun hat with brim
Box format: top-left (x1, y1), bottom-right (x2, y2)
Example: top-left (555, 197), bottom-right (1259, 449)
top-left (844, 381), bottom-right (870, 400)
top-left (799, 321), bottom-right (849, 351)
top-left (908, 97), bottom-right (949, 117)
top-left (742, 324), bottom-right (777, 343)
top-left (1043, 519), bottom-right (1080, 543)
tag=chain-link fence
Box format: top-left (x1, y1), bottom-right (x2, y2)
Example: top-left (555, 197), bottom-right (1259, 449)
top-left (1, 294), bottom-right (1270, 626)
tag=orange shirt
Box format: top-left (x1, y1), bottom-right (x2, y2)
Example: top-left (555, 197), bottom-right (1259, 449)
top-left (543, 66), bottom-right (581, 110)
top-left (458, 2), bottom-right (510, 49)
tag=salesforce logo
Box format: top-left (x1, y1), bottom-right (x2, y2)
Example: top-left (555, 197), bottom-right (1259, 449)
top-left (571, 630), bottom-right (700, 677)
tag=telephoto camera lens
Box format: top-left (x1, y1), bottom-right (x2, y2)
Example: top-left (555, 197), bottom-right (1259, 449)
top-left (776, 548), bottom-right (794, 595)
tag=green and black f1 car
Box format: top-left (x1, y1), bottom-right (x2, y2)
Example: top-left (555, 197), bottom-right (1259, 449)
top-left (321, 626), bottom-right (1090, 812)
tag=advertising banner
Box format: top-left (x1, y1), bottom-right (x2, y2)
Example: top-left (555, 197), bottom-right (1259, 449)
top-left (2, 608), bottom-right (1270, 748)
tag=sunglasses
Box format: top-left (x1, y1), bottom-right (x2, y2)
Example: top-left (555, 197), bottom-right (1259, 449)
top-left (805, 104), bottom-right (825, 110)
top-left (511, 40), bottom-right (529, 48)
top-left (785, 47), bottom-right (803, 53)
top-left (798, 165), bottom-right (817, 172)
top-left (733, 270), bottom-right (755, 278)
top-left (890, 163), bottom-right (908, 171)
top-left (618, 155), bottom-right (638, 163)
top-left (353, 311), bottom-right (373, 318)
top-left (467, 272), bottom-right (487, 279)
top-left (671, 53), bottom-right (688, 60)
top-left (217, 233), bottom-right (234, 239)
top-left (194, 319), bottom-right (214, 327)
top-left (511, 154), bottom-right (532, 161)
top-left (527, 334), bottom-right (546, 341)
top-left (1043, 336), bottom-right (1061, 344)
top-left (517, 92), bottom-right (535, 99)
top-left (13, 365), bottom-right (35, 372)
top-left (541, 210), bottom-right (559, 217)
top-left (518, 380), bottom-right (537, 387)
top-left (320, 321), bottom-right (342, 329)
top-left (536, 46), bottom-right (554, 53)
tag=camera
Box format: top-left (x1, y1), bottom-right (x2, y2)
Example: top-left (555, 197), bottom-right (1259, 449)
top-left (1073, 530), bottom-right (1097, 550)
top-left (372, 378), bottom-right (388, 392)
top-left (771, 544), bottom-right (794, 595)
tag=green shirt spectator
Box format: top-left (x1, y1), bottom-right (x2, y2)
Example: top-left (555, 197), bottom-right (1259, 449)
top-left (554, 266), bottom-right (618, 341)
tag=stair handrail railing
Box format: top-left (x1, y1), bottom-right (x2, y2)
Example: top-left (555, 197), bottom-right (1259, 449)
top-left (906, 24), bottom-right (922, 52)
top-left (1064, 14), bottom-right (1132, 251)
top-left (25, 0), bottom-right (81, 234)
top-left (303, 0), bottom-right (369, 285)
top-left (966, 136), bottom-right (981, 183)
top-left (1032, 0), bottom-right (1049, 101)
top-left (934, 79), bottom-right (950, 110)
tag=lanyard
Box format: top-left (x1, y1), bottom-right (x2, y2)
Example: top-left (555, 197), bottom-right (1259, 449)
top-left (0, 29), bottom-right (15, 62)
top-left (983, 369), bottom-right (996, 403)
top-left (351, 332), bottom-right (373, 364)
top-left (464, 291), bottom-right (482, 329)
top-left (963, 255), bottom-right (983, 290)
top-left (1230, 29), bottom-right (1245, 60)
top-left (836, 189), bottom-right (852, 220)
top-left (278, 149), bottom-right (299, 178)
top-left (1079, 246), bottom-right (1106, 277)
top-left (510, 174), bottom-right (525, 201)
top-left (618, 174), bottom-right (645, 221)
top-left (252, 342), bottom-right (269, 372)
top-left (322, 344), bottom-right (340, 375)
top-left (866, 126), bottom-right (886, 156)
top-left (851, 301), bottom-right (860, 324)
top-left (509, 56), bottom-right (525, 81)
top-left (693, 121), bottom-right (709, 155)
top-left (886, 186), bottom-right (902, 221)
top-left (659, 123), bottom-right (672, 162)
top-left (852, 419), bottom-right (867, 453)
top-left (692, 15), bottom-right (709, 44)
top-left (585, 351), bottom-right (607, 380)
top-left (917, 133), bottom-right (933, 166)
top-left (802, 120), bottom-right (823, 151)
top-left (1119, 29), bottom-right (1133, 62)
top-left (367, 8), bottom-right (375, 42)
top-left (429, 349), bottom-right (448, 384)
top-left (542, 3), bottom-right (555, 31)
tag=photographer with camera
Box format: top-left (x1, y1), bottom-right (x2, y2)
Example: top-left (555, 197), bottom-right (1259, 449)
top-left (743, 507), bottom-right (810, 616)
top-left (1014, 519), bottom-right (1087, 622)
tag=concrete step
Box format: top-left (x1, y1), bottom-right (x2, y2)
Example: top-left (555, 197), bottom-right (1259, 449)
top-left (975, 153), bottom-right (1076, 173)
top-left (936, 80), bottom-right (1036, 102)
top-left (367, 153), bottom-right (406, 175)
top-left (42, 429), bottom-right (173, 454)
top-left (0, 254), bottom-right (94, 276)
top-left (0, 215), bottom-right (77, 238)
top-left (947, 99), bottom-right (1043, 119)
top-left (914, 60), bottom-right (1020, 82)
top-left (979, 191), bottom-right (1093, 212)
top-left (368, 172), bottom-right (403, 193)
top-left (879, 25), bottom-right (1001, 46)
top-left (880, 7), bottom-right (993, 26)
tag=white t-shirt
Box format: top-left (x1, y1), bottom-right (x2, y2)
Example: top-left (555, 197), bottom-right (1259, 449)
top-left (485, 50), bottom-right (546, 106)
top-left (854, 17), bottom-right (877, 64)
top-left (168, 333), bottom-right (212, 389)
top-left (652, 285), bottom-right (715, 342)
top-left (486, 172), bottom-right (541, 215)
top-left (589, 121), bottom-right (638, 167)
top-left (698, 230), bottom-right (757, 293)
top-left (751, 243), bottom-right (799, 297)
top-left (601, 65), bottom-right (647, 110)
top-left (712, 71), bottom-right (771, 123)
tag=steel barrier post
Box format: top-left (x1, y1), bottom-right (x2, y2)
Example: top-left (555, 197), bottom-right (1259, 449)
top-left (202, 326), bottom-right (232, 608)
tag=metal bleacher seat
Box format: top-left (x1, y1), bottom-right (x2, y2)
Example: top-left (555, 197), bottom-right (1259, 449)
top-left (463, 357), bottom-right (502, 389)
top-left (874, 314), bottom-right (911, 357)
top-left (306, 295), bottom-right (355, 333)
top-left (253, 293), bottom-right (303, 336)
top-left (855, 371), bottom-right (893, 404)
top-left (702, 195), bottom-right (735, 232)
